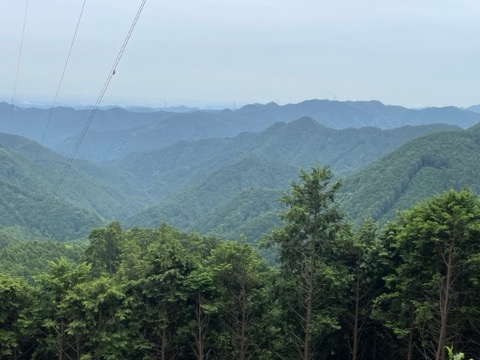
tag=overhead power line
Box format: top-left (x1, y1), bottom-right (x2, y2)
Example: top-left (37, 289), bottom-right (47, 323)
top-left (35, 0), bottom-right (88, 161)
top-left (49, 0), bottom-right (147, 199)
top-left (8, 0), bottom-right (29, 133)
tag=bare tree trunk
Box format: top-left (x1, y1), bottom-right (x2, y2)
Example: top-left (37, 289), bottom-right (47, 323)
top-left (351, 263), bottom-right (361, 360)
top-left (194, 292), bottom-right (207, 360)
top-left (435, 248), bottom-right (453, 360)
top-left (303, 290), bottom-right (312, 360)
top-left (303, 258), bottom-right (314, 360)
top-left (58, 318), bottom-right (65, 360)
top-left (76, 333), bottom-right (81, 360)
top-left (161, 327), bottom-right (167, 360)
top-left (239, 289), bottom-right (247, 360)
top-left (407, 306), bottom-right (414, 360)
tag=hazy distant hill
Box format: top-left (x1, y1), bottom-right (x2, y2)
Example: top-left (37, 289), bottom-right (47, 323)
top-left (2, 100), bottom-right (478, 162)
top-left (225, 100), bottom-right (480, 130)
top-left (339, 124), bottom-right (480, 224)
top-left (0, 103), bottom-right (174, 158)
top-left (467, 105), bottom-right (480, 113)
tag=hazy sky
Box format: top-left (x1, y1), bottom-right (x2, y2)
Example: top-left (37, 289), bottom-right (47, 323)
top-left (1, 0), bottom-right (479, 108)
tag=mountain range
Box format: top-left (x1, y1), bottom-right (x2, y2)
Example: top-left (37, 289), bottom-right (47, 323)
top-left (2, 98), bottom-right (478, 243)
top-left (2, 99), bottom-right (479, 162)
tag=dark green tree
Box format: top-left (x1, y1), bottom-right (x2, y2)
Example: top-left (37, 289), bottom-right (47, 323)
top-left (70, 276), bottom-right (130, 359)
top-left (132, 224), bottom-right (196, 360)
top-left (183, 262), bottom-right (221, 360)
top-left (208, 241), bottom-right (273, 360)
top-left (28, 258), bottom-right (90, 360)
top-left (0, 272), bottom-right (31, 359)
top-left (84, 221), bottom-right (124, 277)
top-left (375, 189), bottom-right (480, 360)
top-left (339, 219), bottom-right (390, 360)
top-left (266, 166), bottom-right (350, 360)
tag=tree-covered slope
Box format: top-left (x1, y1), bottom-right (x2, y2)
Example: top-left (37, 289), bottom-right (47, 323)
top-left (0, 239), bottom-right (85, 280)
top-left (0, 138), bottom-right (103, 239)
top-left (0, 116), bottom-right (473, 242)
top-left (118, 118), bottom-right (457, 192)
top-left (121, 120), bottom-right (459, 241)
top-left (86, 102), bottom-right (477, 162)
top-left (0, 133), bottom-right (148, 220)
top-left (124, 156), bottom-right (297, 232)
top-left (190, 187), bottom-right (284, 242)
top-left (0, 133), bottom-right (158, 239)
top-left (339, 124), bottom-right (480, 224)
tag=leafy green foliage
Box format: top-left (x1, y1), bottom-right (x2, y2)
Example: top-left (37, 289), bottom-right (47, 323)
top-left (0, 273), bottom-right (32, 359)
top-left (2, 183), bottom-right (480, 359)
top-left (265, 166), bottom-right (351, 359)
top-left (374, 189), bottom-right (480, 359)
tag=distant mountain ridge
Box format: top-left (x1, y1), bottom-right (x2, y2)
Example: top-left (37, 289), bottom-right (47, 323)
top-left (467, 104), bottom-right (480, 113)
top-left (1, 99), bottom-right (479, 162)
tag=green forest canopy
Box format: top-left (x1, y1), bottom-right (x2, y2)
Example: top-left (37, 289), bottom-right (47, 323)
top-left (1, 166), bottom-right (479, 360)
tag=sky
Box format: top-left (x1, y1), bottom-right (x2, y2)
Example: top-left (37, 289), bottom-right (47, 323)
top-left (1, 0), bottom-right (479, 109)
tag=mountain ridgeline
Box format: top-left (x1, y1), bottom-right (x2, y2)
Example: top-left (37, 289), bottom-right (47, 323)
top-left (2, 99), bottom-right (479, 162)
top-left (0, 99), bottom-right (480, 242)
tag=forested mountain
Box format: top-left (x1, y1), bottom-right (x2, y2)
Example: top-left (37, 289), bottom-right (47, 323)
top-left (120, 120), bottom-right (457, 240)
top-left (123, 157), bottom-right (296, 237)
top-left (2, 99), bottom-right (478, 162)
top-left (227, 100), bottom-right (480, 129)
top-left (0, 117), bottom-right (465, 242)
top-left (0, 142), bottom-right (101, 239)
top-left (0, 134), bottom-right (151, 240)
top-left (117, 118), bottom-right (458, 183)
top-left (339, 123), bottom-right (480, 224)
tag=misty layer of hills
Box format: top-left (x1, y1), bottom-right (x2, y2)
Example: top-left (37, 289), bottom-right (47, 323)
top-left (2, 99), bottom-right (479, 162)
top-left (1, 99), bottom-right (480, 242)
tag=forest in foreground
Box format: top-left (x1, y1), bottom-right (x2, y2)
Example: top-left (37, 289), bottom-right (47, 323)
top-left (1, 166), bottom-right (479, 360)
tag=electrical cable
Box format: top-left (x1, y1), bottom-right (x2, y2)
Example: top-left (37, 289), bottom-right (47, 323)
top-left (49, 0), bottom-right (147, 199)
top-left (8, 0), bottom-right (29, 133)
top-left (35, 0), bottom-right (88, 161)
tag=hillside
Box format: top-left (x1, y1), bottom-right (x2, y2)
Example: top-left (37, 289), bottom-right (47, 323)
top-left (121, 120), bottom-right (459, 241)
top-left (0, 134), bottom-right (152, 239)
top-left (124, 156), bottom-right (297, 230)
top-left (339, 124), bottom-right (480, 224)
top-left (117, 118), bottom-right (458, 188)
top-left (0, 116), bottom-right (472, 242)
